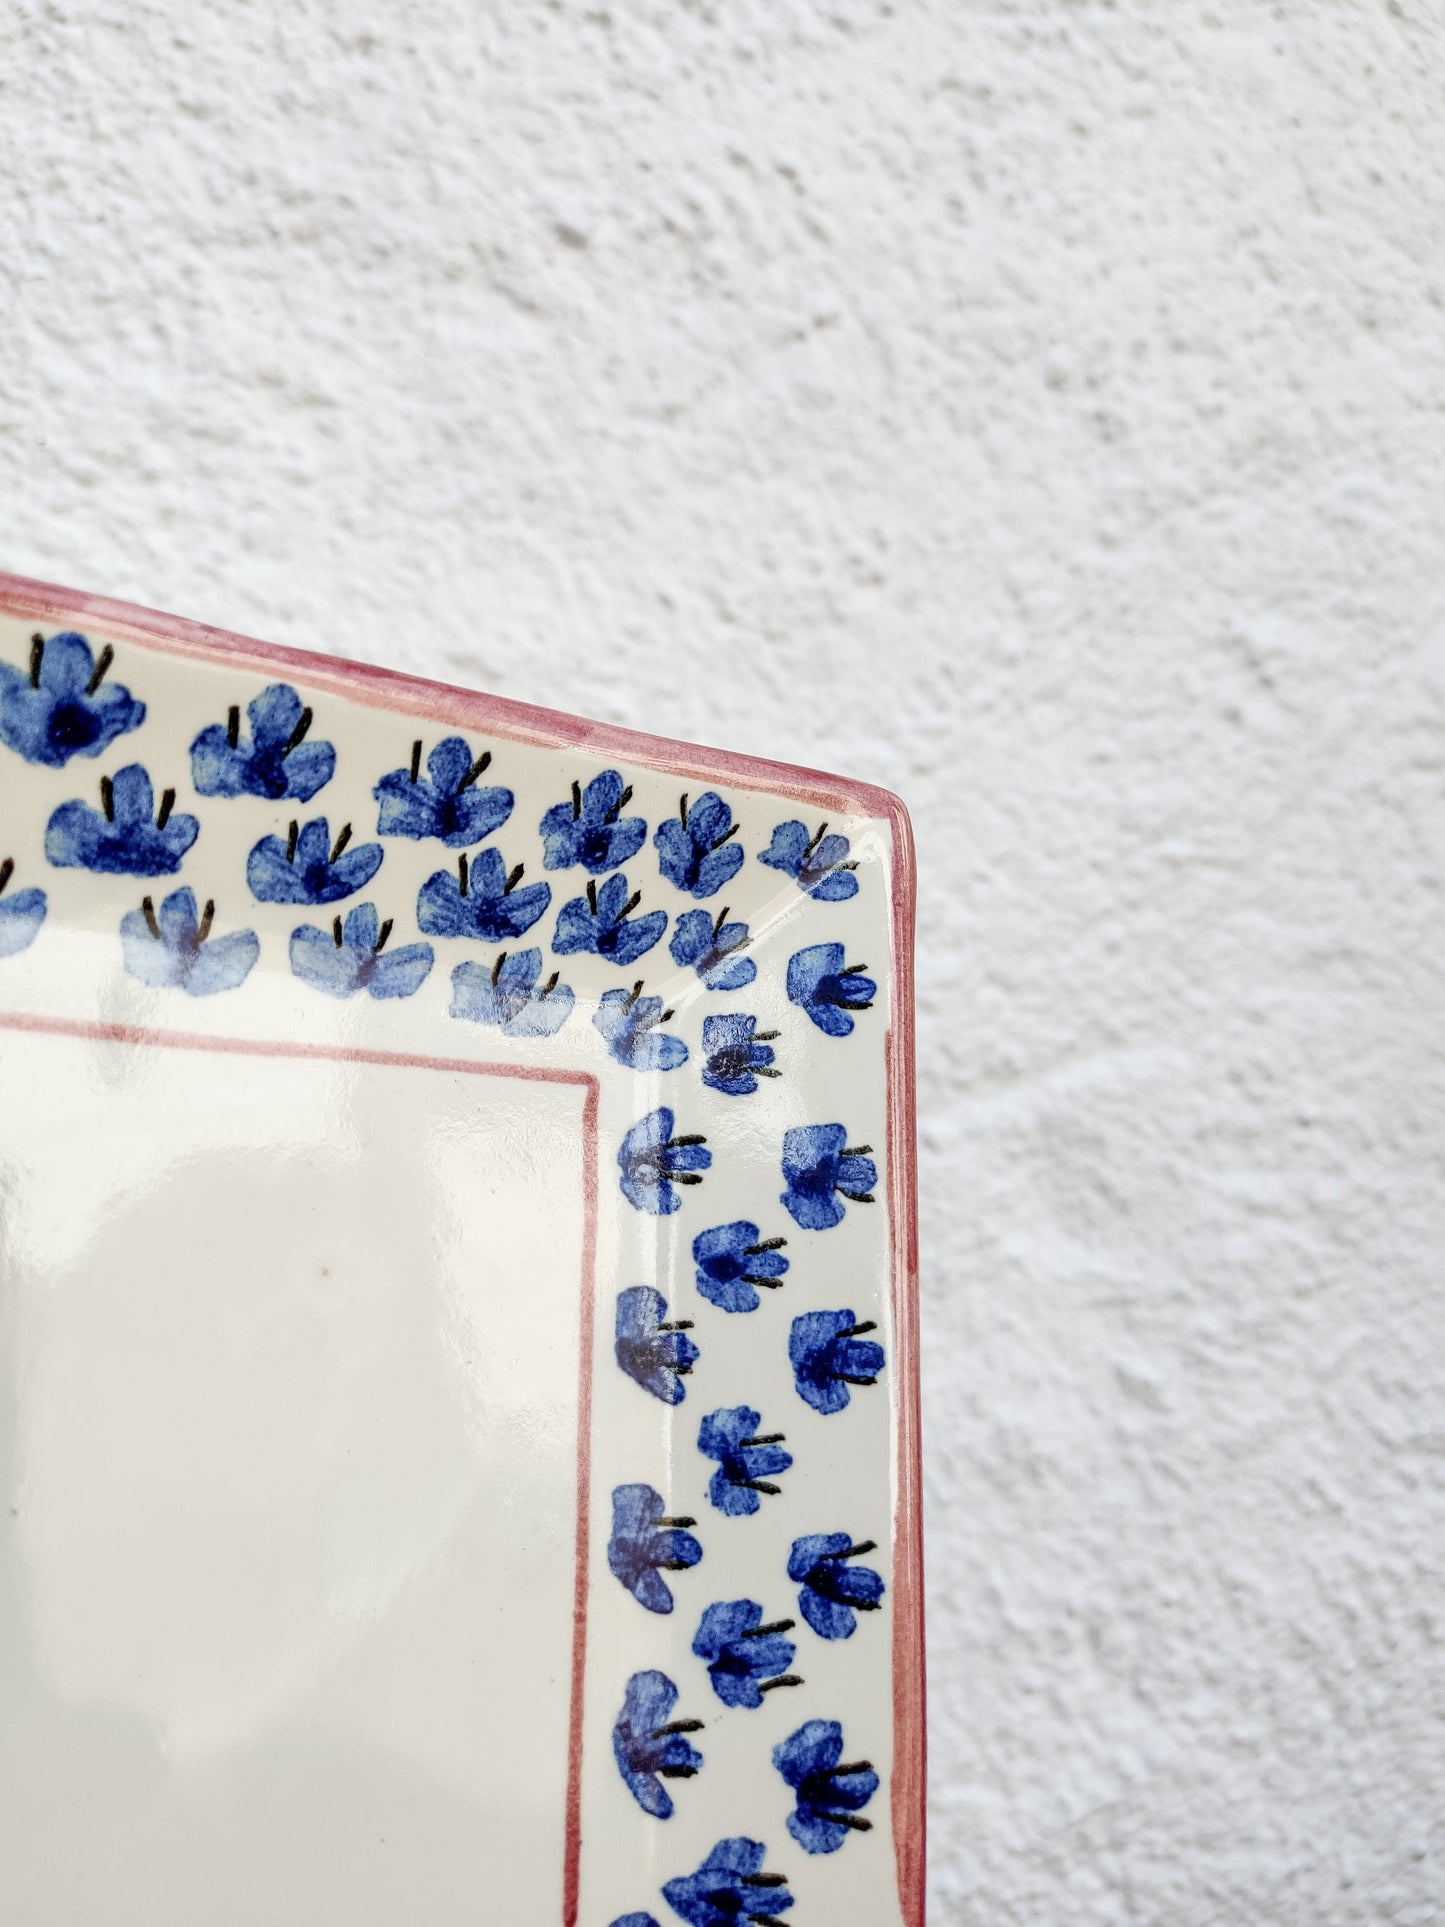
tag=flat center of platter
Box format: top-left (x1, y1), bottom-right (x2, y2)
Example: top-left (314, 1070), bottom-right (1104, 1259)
top-left (0, 1025), bottom-right (590, 1926)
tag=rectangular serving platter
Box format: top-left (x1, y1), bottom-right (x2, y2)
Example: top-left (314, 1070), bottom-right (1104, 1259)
top-left (0, 573), bottom-right (920, 1927)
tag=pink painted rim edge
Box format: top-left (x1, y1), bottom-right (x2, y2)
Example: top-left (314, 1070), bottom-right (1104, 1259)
top-left (887, 808), bottom-right (925, 1927)
top-left (0, 569), bottom-right (925, 1922)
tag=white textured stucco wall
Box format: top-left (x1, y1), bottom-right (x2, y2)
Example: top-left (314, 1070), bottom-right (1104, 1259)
top-left (3, 5), bottom-right (1443, 1921)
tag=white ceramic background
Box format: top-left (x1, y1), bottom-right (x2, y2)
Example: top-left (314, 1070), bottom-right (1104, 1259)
top-left (0, 1032), bottom-right (589, 1922)
top-left (3, 7), bottom-right (1443, 1923)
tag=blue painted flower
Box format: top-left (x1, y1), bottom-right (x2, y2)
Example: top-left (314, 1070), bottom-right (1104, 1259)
top-left (701, 1013), bottom-right (779, 1096)
top-left (46, 766), bottom-right (198, 877)
top-left (616, 1287), bottom-right (699, 1406)
top-left (247, 816), bottom-right (382, 906)
top-left (789, 1310), bottom-right (885, 1417)
top-left (610, 1918), bottom-right (661, 1927)
top-left (290, 902), bottom-right (433, 1000)
top-left (698, 1406), bottom-right (792, 1518)
top-left (595, 984), bottom-right (688, 1071)
top-left (540, 769), bottom-right (647, 874)
top-left (668, 905), bottom-right (756, 991)
top-left (449, 950), bottom-right (575, 1038)
top-left (654, 792), bottom-right (744, 899)
top-left (786, 942), bottom-right (875, 1037)
top-left (779, 1123), bottom-right (877, 1231)
top-left (119, 887), bottom-right (258, 995)
top-left (608, 1483), bottom-right (702, 1615)
top-left (373, 735), bottom-right (513, 847)
top-left (617, 1108), bottom-right (711, 1215)
top-left (773, 1720), bottom-right (877, 1855)
top-left (691, 1599), bottom-right (799, 1710)
top-left (0, 631), bottom-right (144, 768)
top-left (612, 1669), bottom-right (704, 1820)
top-left (691, 1222), bottom-right (788, 1315)
top-left (661, 1838), bottom-right (794, 1927)
top-left (0, 859), bottom-right (45, 958)
top-left (189, 683), bottom-right (335, 801)
top-left (417, 848), bottom-right (551, 942)
top-left (758, 819), bottom-right (859, 902)
top-left (553, 872), bottom-right (667, 967)
top-left (787, 1533), bottom-right (885, 1640)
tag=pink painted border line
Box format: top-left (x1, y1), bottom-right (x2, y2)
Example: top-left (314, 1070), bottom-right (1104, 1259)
top-left (0, 572), bottom-right (924, 1925)
top-left (0, 1008), bottom-right (600, 1927)
top-left (565, 1076), bottom-right (600, 1927)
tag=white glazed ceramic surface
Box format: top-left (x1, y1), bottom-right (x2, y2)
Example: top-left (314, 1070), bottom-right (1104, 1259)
top-left (0, 580), bottom-right (919, 1927)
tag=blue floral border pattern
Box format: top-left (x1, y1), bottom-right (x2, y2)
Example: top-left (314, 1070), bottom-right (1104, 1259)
top-left (0, 621), bottom-right (901, 1927)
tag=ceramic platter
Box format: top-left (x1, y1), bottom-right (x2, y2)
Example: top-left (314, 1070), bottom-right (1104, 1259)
top-left (0, 573), bottom-right (921, 1927)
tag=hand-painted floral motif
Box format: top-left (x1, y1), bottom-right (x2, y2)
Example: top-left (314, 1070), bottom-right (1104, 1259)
top-left (772, 1720), bottom-right (877, 1854)
top-left (119, 887), bottom-right (258, 995)
top-left (0, 631), bottom-right (144, 768)
top-left (788, 1311), bottom-right (885, 1416)
top-left (0, 597), bottom-right (905, 1927)
top-left (595, 983), bottom-right (688, 1071)
top-left (691, 1599), bottom-right (799, 1709)
top-left (661, 1837), bottom-right (794, 1927)
top-left (758, 820), bottom-right (859, 902)
top-left (608, 1483), bottom-right (703, 1615)
top-left (554, 872), bottom-right (667, 966)
top-left (668, 905), bottom-right (756, 990)
top-left (247, 817), bottom-right (382, 905)
top-left (416, 848), bottom-right (550, 942)
top-left (540, 769), bottom-right (646, 874)
top-left (786, 942), bottom-right (875, 1037)
top-left (0, 859), bottom-right (45, 958)
top-left (373, 735), bottom-right (513, 846)
top-left (616, 1287), bottom-right (698, 1405)
top-left (787, 1533), bottom-right (884, 1640)
top-left (691, 1221), bottom-right (788, 1314)
top-left (779, 1123), bottom-right (876, 1231)
top-left (46, 766), bottom-right (198, 877)
top-left (612, 1669), bottom-right (704, 1819)
top-left (449, 949), bottom-right (574, 1037)
top-left (655, 793), bottom-right (745, 899)
top-left (290, 901), bottom-right (433, 1000)
top-left (618, 1107), bottom-right (711, 1215)
top-left (698, 1406), bottom-right (792, 1517)
top-left (700, 1013), bottom-right (779, 1096)
top-left (190, 683), bottom-right (335, 801)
